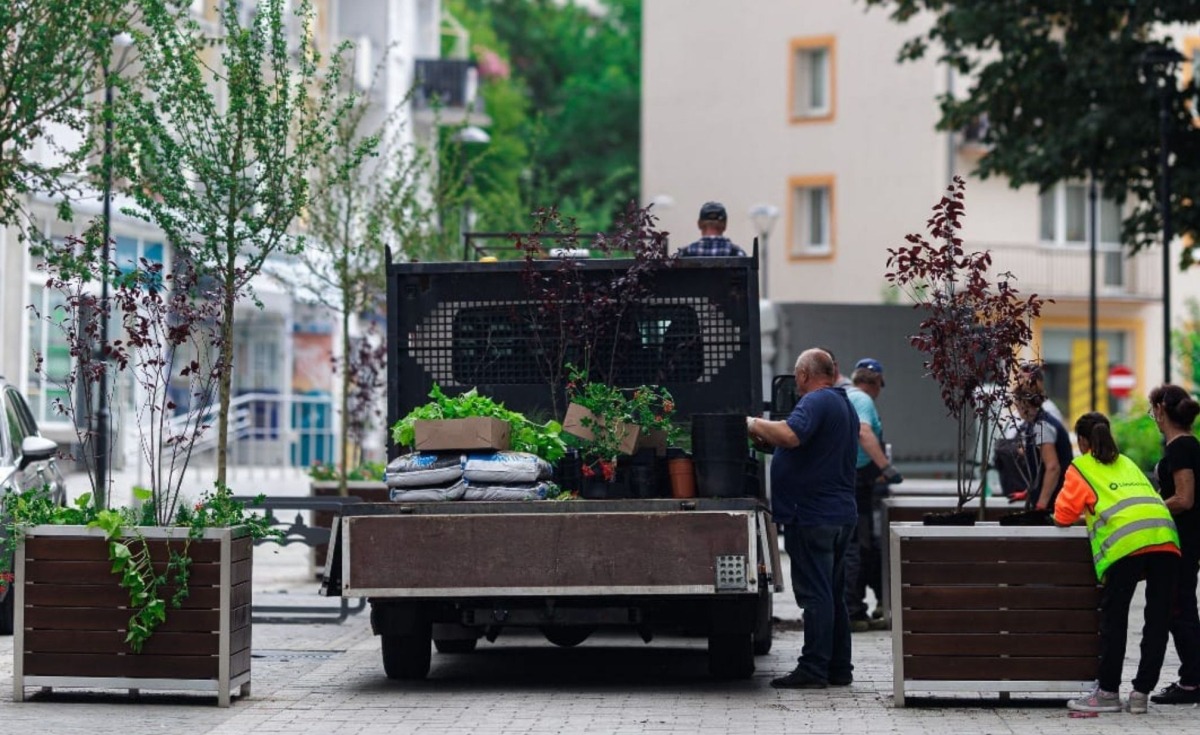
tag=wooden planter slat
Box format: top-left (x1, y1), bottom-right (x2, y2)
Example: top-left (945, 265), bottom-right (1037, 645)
top-left (903, 633), bottom-right (1101, 657)
top-left (22, 607), bottom-right (223, 631)
top-left (899, 538), bottom-right (1093, 563)
top-left (24, 629), bottom-right (239, 656)
top-left (905, 655), bottom-right (1101, 681)
top-left (13, 526), bottom-right (252, 707)
top-left (898, 561), bottom-right (1095, 586)
top-left (890, 524), bottom-right (1101, 704)
top-left (901, 585), bottom-right (1100, 610)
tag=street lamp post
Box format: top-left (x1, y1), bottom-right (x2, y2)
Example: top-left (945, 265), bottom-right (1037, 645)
top-left (1141, 46), bottom-right (1184, 386)
top-left (748, 204), bottom-right (780, 300)
top-left (96, 32), bottom-right (133, 509)
top-left (453, 125), bottom-right (490, 260)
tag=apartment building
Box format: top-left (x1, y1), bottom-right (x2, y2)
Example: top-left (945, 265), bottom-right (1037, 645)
top-left (642, 0), bottom-right (1200, 421)
top-left (0, 0), bottom-right (470, 467)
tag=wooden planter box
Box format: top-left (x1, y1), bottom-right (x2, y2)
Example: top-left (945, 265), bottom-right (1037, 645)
top-left (310, 481), bottom-right (390, 576)
top-left (889, 523), bottom-right (1099, 705)
top-left (12, 525), bottom-right (252, 707)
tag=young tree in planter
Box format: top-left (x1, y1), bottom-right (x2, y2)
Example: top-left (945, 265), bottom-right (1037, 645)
top-left (885, 177), bottom-right (1048, 511)
top-left (30, 236), bottom-right (229, 522)
top-left (114, 0), bottom-right (354, 487)
top-left (0, 0), bottom-right (133, 235)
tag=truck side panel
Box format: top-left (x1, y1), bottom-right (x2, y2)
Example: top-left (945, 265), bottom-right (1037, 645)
top-left (343, 511), bottom-right (759, 597)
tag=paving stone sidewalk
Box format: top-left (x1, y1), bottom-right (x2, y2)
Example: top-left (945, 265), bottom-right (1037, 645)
top-left (2, 543), bottom-right (1197, 734)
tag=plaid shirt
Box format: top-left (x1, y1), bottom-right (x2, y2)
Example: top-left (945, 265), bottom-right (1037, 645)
top-left (679, 236), bottom-right (747, 257)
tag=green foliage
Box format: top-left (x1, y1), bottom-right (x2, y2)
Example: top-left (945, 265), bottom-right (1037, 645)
top-left (864, 0), bottom-right (1200, 265)
top-left (115, 0), bottom-right (356, 487)
top-left (1172, 298), bottom-right (1200, 386)
top-left (391, 384), bottom-right (567, 462)
top-left (307, 461), bottom-right (386, 482)
top-left (564, 363), bottom-right (682, 466)
top-left (447, 0), bottom-right (641, 235)
top-left (1110, 401), bottom-right (1167, 475)
top-left (0, 0), bottom-right (133, 234)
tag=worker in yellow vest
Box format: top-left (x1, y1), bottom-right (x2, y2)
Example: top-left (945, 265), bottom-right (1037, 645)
top-left (1054, 411), bottom-right (1181, 715)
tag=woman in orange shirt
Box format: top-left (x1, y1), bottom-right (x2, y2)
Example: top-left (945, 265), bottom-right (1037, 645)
top-left (1055, 412), bottom-right (1180, 714)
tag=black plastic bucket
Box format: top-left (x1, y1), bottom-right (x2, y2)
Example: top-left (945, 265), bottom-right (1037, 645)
top-left (692, 413), bottom-right (749, 498)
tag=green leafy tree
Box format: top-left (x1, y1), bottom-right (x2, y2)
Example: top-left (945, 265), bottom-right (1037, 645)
top-left (863, 0), bottom-right (1200, 264)
top-left (448, 0), bottom-right (640, 235)
top-left (115, 0), bottom-right (354, 487)
top-left (0, 0), bottom-right (134, 233)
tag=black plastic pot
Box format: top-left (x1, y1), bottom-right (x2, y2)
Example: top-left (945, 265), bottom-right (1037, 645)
top-left (692, 413), bottom-right (749, 498)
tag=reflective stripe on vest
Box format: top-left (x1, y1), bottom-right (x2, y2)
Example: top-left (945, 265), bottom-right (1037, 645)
top-left (1072, 453), bottom-right (1179, 581)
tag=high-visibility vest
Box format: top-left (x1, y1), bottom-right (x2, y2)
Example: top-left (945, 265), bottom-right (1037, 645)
top-left (1072, 453), bottom-right (1179, 580)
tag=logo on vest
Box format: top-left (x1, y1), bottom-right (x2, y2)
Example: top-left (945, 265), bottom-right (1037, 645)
top-left (1109, 481), bottom-right (1148, 490)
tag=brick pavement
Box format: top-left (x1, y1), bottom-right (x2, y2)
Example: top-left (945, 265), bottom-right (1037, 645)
top-left (3, 542), bottom-right (1198, 734)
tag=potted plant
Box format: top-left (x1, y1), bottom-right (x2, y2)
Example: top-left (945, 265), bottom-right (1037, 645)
top-left (882, 179), bottom-right (1099, 704)
top-left (2, 237), bottom-right (277, 706)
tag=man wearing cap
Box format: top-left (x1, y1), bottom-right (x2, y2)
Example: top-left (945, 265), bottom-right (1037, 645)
top-left (679, 201), bottom-right (748, 256)
top-left (844, 358), bottom-right (903, 632)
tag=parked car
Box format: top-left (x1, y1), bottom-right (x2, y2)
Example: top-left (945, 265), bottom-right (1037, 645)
top-left (1, 377), bottom-right (67, 635)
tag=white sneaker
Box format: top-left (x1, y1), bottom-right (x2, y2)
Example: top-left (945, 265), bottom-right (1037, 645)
top-left (1127, 690), bottom-right (1148, 714)
top-left (1067, 686), bottom-right (1122, 713)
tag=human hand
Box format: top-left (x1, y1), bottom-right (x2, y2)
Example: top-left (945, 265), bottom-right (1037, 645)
top-left (881, 464), bottom-right (904, 484)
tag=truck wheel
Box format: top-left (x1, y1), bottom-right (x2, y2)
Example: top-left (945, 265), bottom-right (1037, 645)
top-left (708, 632), bottom-right (754, 679)
top-left (381, 631), bottom-right (432, 680)
top-left (434, 638), bottom-right (478, 654)
top-left (541, 625), bottom-right (595, 648)
top-left (753, 585), bottom-right (773, 656)
top-left (0, 586), bottom-right (13, 636)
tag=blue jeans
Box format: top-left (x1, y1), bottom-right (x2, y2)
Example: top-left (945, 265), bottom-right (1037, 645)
top-left (784, 522), bottom-right (856, 682)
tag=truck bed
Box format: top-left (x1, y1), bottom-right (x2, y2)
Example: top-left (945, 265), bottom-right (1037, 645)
top-left (328, 499), bottom-right (775, 598)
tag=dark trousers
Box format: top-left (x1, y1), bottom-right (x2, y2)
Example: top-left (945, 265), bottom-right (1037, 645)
top-left (1098, 551), bottom-right (1178, 694)
top-left (845, 504), bottom-right (881, 620)
top-left (784, 522), bottom-right (856, 683)
top-left (1169, 541), bottom-right (1200, 686)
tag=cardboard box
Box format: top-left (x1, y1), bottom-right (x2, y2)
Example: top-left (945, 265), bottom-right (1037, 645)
top-left (562, 403), bottom-right (640, 456)
top-left (413, 417), bottom-right (511, 452)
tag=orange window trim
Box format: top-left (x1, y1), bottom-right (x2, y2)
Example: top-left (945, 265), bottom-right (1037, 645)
top-left (788, 35), bottom-right (837, 125)
top-left (786, 174), bottom-right (837, 262)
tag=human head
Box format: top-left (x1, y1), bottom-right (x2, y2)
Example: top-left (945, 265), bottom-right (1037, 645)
top-left (854, 358), bottom-right (885, 388)
top-left (1073, 412), bottom-right (1119, 465)
top-left (817, 346), bottom-right (840, 375)
top-left (794, 348), bottom-right (836, 395)
top-left (697, 201), bottom-right (727, 236)
top-left (1013, 362), bottom-right (1046, 421)
top-left (1148, 384), bottom-right (1200, 431)
top-left (851, 362), bottom-right (883, 398)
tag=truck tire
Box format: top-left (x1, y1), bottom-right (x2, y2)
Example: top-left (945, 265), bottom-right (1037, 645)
top-left (434, 638), bottom-right (478, 654)
top-left (381, 630), bottom-right (432, 680)
top-left (0, 586), bottom-right (13, 636)
top-left (753, 585), bottom-right (773, 656)
top-left (540, 625), bottom-right (595, 648)
top-left (708, 632), bottom-right (754, 679)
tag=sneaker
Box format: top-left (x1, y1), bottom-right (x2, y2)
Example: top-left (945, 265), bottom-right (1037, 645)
top-left (1127, 690), bottom-right (1148, 714)
top-left (1150, 682), bottom-right (1200, 704)
top-left (867, 617), bottom-right (889, 631)
top-left (829, 674), bottom-right (853, 686)
top-left (1067, 687), bottom-right (1122, 713)
top-left (770, 669), bottom-right (828, 689)
top-left (850, 619), bottom-right (870, 633)
top-left (871, 605), bottom-right (884, 620)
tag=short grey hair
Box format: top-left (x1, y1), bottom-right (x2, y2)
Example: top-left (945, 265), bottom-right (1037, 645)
top-left (795, 348), bottom-right (835, 378)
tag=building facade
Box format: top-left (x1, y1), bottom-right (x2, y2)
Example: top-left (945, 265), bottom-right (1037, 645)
top-left (642, 0), bottom-right (1200, 422)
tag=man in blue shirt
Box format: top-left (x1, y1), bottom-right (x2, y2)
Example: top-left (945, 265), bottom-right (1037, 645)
top-left (678, 201), bottom-right (747, 256)
top-left (747, 348), bottom-right (858, 688)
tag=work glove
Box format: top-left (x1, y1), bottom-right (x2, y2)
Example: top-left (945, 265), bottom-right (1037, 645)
top-left (881, 464), bottom-right (904, 485)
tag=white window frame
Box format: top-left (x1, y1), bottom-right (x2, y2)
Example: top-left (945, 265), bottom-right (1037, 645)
top-left (789, 176), bottom-right (835, 258)
top-left (790, 37), bottom-right (835, 122)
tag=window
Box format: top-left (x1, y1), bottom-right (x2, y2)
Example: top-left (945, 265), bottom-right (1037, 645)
top-left (1039, 182), bottom-right (1125, 287)
top-left (26, 247), bottom-right (73, 426)
top-left (1185, 38), bottom-right (1200, 121)
top-left (788, 176), bottom-right (835, 258)
top-left (790, 37), bottom-right (835, 122)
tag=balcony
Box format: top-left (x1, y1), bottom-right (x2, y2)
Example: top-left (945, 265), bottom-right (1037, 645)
top-left (413, 59), bottom-right (487, 126)
top-left (982, 242), bottom-right (1162, 301)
